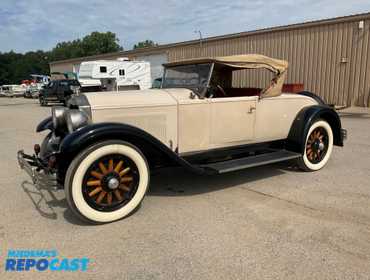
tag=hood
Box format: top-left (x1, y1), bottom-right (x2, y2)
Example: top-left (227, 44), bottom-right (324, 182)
top-left (84, 89), bottom-right (177, 109)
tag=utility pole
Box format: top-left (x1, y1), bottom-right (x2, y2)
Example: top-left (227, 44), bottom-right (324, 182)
top-left (194, 30), bottom-right (203, 56)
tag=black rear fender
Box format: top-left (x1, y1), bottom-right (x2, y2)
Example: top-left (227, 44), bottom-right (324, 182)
top-left (286, 105), bottom-right (343, 153)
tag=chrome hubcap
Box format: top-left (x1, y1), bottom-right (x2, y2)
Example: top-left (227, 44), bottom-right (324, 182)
top-left (318, 142), bottom-right (325, 151)
top-left (107, 178), bottom-right (120, 190)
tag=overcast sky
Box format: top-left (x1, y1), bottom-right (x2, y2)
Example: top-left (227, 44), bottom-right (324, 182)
top-left (0, 0), bottom-right (369, 53)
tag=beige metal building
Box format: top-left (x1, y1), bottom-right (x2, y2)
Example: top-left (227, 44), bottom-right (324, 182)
top-left (50, 12), bottom-right (370, 107)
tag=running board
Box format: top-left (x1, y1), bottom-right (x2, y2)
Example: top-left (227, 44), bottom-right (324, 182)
top-left (199, 150), bottom-right (301, 174)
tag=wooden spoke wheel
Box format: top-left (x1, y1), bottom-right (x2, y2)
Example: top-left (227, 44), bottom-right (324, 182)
top-left (82, 154), bottom-right (140, 212)
top-left (298, 120), bottom-right (334, 172)
top-left (305, 127), bottom-right (329, 164)
top-left (65, 140), bottom-right (149, 224)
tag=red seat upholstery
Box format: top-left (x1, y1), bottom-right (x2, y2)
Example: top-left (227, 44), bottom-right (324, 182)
top-left (224, 88), bottom-right (262, 97)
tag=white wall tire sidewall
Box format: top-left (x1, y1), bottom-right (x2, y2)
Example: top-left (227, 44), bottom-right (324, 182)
top-left (302, 120), bottom-right (333, 171)
top-left (70, 144), bottom-right (149, 223)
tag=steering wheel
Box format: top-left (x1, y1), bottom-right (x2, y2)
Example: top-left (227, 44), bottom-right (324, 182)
top-left (217, 85), bottom-right (227, 97)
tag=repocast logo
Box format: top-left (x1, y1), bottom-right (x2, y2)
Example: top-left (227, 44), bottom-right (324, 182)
top-left (5, 250), bottom-right (90, 272)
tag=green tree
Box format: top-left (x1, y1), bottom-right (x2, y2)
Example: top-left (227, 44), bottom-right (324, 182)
top-left (0, 51), bottom-right (49, 84)
top-left (133, 40), bottom-right (158, 49)
top-left (0, 31), bottom-right (123, 85)
top-left (50, 31), bottom-right (123, 61)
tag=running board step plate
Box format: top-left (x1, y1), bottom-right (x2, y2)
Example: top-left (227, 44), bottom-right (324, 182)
top-left (200, 150), bottom-right (301, 174)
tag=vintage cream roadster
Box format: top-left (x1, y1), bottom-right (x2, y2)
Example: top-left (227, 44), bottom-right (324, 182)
top-left (18, 54), bottom-right (346, 223)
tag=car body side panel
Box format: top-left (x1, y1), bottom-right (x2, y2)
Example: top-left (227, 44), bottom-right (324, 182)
top-left (92, 106), bottom-right (178, 151)
top-left (255, 94), bottom-right (318, 142)
top-left (167, 89), bottom-right (212, 153)
top-left (87, 90), bottom-right (178, 151)
top-left (86, 89), bottom-right (175, 109)
top-left (177, 101), bottom-right (210, 153)
top-left (85, 90), bottom-right (318, 155)
top-left (175, 93), bottom-right (317, 154)
top-left (209, 97), bottom-right (257, 146)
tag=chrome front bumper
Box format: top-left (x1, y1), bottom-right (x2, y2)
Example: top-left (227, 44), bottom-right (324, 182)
top-left (17, 150), bottom-right (59, 190)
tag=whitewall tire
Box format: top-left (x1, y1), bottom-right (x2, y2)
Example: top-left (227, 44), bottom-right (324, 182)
top-left (298, 120), bottom-right (333, 171)
top-left (65, 140), bottom-right (149, 224)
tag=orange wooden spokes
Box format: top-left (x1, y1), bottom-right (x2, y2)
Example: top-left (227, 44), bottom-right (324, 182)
top-left (119, 167), bottom-right (130, 177)
top-left (114, 190), bottom-right (123, 201)
top-left (91, 171), bottom-right (103, 179)
top-left (96, 191), bottom-right (107, 204)
top-left (99, 162), bottom-right (108, 174)
top-left (87, 180), bottom-right (101, 187)
top-left (121, 176), bottom-right (133, 183)
top-left (108, 159), bottom-right (114, 172)
top-left (84, 155), bottom-right (136, 206)
top-left (114, 161), bottom-right (124, 172)
top-left (107, 192), bottom-right (112, 205)
top-left (120, 184), bottom-right (131, 192)
top-left (89, 187), bottom-right (102, 197)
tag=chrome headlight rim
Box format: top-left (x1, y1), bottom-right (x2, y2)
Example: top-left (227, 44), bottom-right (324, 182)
top-left (51, 106), bottom-right (68, 134)
top-left (65, 110), bottom-right (91, 133)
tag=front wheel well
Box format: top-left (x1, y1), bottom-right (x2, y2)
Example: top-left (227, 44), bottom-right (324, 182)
top-left (57, 134), bottom-right (176, 185)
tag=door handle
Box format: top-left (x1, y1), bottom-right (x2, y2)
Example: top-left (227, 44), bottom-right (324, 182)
top-left (248, 106), bottom-right (256, 114)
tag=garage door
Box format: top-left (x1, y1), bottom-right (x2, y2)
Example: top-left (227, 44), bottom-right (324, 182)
top-left (135, 53), bottom-right (168, 83)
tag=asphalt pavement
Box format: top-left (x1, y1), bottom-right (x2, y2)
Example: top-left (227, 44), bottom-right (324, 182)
top-left (0, 97), bottom-right (370, 280)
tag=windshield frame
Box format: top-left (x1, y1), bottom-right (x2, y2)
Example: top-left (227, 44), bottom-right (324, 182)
top-left (161, 63), bottom-right (214, 98)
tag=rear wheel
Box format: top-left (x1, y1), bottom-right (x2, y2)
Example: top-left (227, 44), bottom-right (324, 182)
top-left (297, 120), bottom-right (333, 171)
top-left (65, 140), bottom-right (150, 224)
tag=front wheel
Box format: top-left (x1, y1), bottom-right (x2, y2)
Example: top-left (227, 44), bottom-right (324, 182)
top-left (297, 120), bottom-right (333, 171)
top-left (39, 96), bottom-right (47, 106)
top-left (65, 140), bottom-right (150, 224)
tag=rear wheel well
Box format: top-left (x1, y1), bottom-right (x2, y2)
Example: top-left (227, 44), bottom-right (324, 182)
top-left (317, 112), bottom-right (342, 146)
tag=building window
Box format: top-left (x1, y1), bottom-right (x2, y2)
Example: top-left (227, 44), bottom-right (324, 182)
top-left (119, 69), bottom-right (125, 76)
top-left (100, 66), bottom-right (107, 73)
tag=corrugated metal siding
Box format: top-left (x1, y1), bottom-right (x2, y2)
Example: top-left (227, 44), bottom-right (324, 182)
top-left (167, 17), bottom-right (370, 106)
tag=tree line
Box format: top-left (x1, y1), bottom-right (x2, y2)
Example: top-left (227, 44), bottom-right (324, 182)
top-left (0, 32), bottom-right (157, 85)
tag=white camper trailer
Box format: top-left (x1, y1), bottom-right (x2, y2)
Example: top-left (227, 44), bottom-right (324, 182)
top-left (78, 58), bottom-right (151, 92)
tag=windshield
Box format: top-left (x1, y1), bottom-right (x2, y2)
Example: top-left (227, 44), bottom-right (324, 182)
top-left (162, 63), bottom-right (212, 91)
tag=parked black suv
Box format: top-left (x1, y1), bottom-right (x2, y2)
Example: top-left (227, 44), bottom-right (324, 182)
top-left (39, 79), bottom-right (81, 106)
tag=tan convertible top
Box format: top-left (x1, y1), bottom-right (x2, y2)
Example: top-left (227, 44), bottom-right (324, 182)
top-left (164, 54), bottom-right (288, 74)
top-left (164, 54), bottom-right (289, 97)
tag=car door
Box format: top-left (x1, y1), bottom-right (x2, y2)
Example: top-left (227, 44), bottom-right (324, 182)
top-left (176, 93), bottom-right (211, 154)
top-left (209, 96), bottom-right (257, 148)
top-left (57, 81), bottom-right (68, 100)
top-left (44, 82), bottom-right (54, 98)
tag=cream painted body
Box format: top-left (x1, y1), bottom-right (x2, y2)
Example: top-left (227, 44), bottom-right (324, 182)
top-left (85, 89), bottom-right (318, 155)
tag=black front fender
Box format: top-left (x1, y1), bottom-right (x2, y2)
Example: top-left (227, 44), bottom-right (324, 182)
top-left (57, 123), bottom-right (204, 179)
top-left (286, 105), bottom-right (344, 153)
top-left (36, 116), bottom-right (53, 132)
